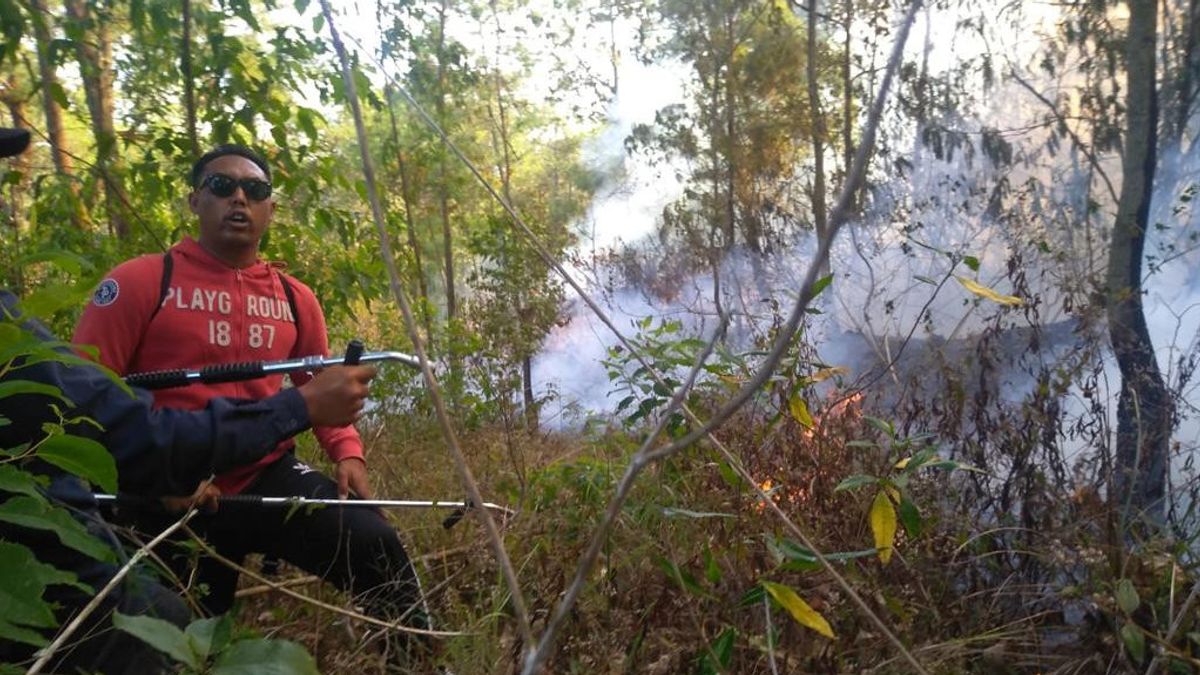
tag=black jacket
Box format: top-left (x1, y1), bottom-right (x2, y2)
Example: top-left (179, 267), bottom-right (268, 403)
top-left (0, 289), bottom-right (310, 499)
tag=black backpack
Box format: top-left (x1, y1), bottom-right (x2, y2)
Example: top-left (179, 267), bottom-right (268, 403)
top-left (149, 251), bottom-right (300, 331)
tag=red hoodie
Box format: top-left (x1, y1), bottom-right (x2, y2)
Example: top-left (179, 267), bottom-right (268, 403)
top-left (73, 236), bottom-right (364, 494)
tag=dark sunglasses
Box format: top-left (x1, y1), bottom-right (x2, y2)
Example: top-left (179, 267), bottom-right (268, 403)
top-left (200, 173), bottom-right (273, 201)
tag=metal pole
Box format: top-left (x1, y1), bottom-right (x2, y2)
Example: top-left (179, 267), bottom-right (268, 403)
top-left (93, 493), bottom-right (510, 514)
top-left (124, 349), bottom-right (421, 390)
top-left (92, 493), bottom-right (513, 529)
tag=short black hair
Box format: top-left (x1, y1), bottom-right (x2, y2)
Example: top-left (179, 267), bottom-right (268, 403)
top-left (190, 144), bottom-right (271, 189)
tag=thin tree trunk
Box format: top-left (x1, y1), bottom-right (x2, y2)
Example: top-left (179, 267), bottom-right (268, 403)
top-left (1107, 0), bottom-right (1171, 522)
top-left (722, 13), bottom-right (737, 259)
top-left (486, 1), bottom-right (537, 432)
top-left (181, 0), bottom-right (199, 156)
top-left (29, 0), bottom-right (82, 230)
top-left (707, 65), bottom-right (725, 321)
top-left (1178, 0), bottom-right (1199, 135)
top-left (1, 81), bottom-right (31, 237)
top-left (65, 0), bottom-right (130, 238)
top-left (808, 0), bottom-right (829, 279)
top-left (384, 87), bottom-right (434, 345)
top-left (435, 0), bottom-right (456, 325)
top-left (433, 0), bottom-right (461, 410)
top-left (842, 0), bottom-right (855, 209)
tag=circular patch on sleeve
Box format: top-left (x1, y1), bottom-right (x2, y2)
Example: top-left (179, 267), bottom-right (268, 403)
top-left (92, 278), bottom-right (120, 307)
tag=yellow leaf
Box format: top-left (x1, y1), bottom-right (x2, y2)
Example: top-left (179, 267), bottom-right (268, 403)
top-left (808, 366), bottom-right (849, 383)
top-left (789, 394), bottom-right (814, 429)
top-left (883, 485), bottom-right (901, 504)
top-left (762, 581), bottom-right (836, 639)
top-left (956, 276), bottom-right (1023, 306)
top-left (894, 457), bottom-right (911, 470)
top-left (870, 491), bottom-right (897, 564)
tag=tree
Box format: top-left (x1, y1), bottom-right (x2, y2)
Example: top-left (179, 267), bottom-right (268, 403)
top-left (63, 0), bottom-right (130, 238)
top-left (1107, 0), bottom-right (1172, 521)
top-left (630, 0), bottom-right (835, 305)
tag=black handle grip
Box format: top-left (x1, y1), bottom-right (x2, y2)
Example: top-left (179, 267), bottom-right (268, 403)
top-left (344, 339), bottom-right (364, 365)
top-left (441, 498), bottom-right (473, 529)
top-left (216, 494), bottom-right (265, 506)
top-left (197, 361), bottom-right (267, 384)
top-left (125, 368), bottom-right (191, 390)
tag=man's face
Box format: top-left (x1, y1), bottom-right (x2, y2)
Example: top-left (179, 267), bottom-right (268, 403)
top-left (188, 154), bottom-right (276, 258)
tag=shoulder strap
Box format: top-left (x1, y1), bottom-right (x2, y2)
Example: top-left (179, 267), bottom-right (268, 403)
top-left (149, 251), bottom-right (173, 324)
top-left (277, 271), bottom-right (301, 334)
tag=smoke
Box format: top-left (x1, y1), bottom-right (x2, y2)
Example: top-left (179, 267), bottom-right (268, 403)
top-left (531, 2), bottom-right (1200, 492)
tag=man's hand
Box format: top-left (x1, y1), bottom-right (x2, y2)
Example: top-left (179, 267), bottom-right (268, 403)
top-left (335, 457), bottom-right (372, 500)
top-left (297, 365), bottom-right (377, 427)
top-left (162, 481), bottom-right (221, 513)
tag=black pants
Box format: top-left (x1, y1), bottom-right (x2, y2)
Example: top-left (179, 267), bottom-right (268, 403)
top-left (145, 454), bottom-right (429, 633)
top-left (0, 511), bottom-right (190, 674)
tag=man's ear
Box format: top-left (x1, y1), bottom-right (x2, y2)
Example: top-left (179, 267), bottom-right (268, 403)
top-left (267, 198), bottom-right (277, 220)
top-left (188, 191), bottom-right (200, 214)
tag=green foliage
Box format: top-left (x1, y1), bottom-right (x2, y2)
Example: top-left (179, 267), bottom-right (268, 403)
top-left (0, 495), bottom-right (113, 562)
top-left (113, 613), bottom-right (320, 675)
top-left (0, 540), bottom-right (88, 647)
top-left (602, 317), bottom-right (732, 435)
top-left (832, 419), bottom-right (977, 564)
top-left (35, 434), bottom-right (117, 494)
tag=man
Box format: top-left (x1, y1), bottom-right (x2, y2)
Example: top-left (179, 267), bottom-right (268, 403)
top-left (0, 127), bottom-right (379, 673)
top-left (73, 144), bottom-right (429, 636)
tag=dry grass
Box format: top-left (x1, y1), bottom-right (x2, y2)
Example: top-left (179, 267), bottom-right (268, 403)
top-left (223, 375), bottom-right (1199, 674)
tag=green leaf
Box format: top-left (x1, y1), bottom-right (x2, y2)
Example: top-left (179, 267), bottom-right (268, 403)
top-left (716, 461), bottom-right (743, 489)
top-left (15, 250), bottom-right (91, 276)
top-left (0, 380), bottom-right (69, 406)
top-left (737, 584), bottom-right (765, 607)
top-left (0, 464), bottom-right (48, 499)
top-left (49, 82), bottom-right (70, 109)
top-left (768, 538), bottom-right (876, 572)
top-left (698, 627), bottom-right (735, 674)
top-left (870, 491), bottom-right (897, 564)
top-left (1115, 579), bottom-right (1140, 615)
top-left (898, 498), bottom-right (922, 538)
top-left (865, 416), bottom-right (894, 438)
top-left (0, 496), bottom-right (113, 562)
top-left (703, 545), bottom-right (721, 585)
top-left (113, 613), bottom-right (199, 669)
top-left (654, 556), bottom-right (712, 599)
top-left (22, 282), bottom-right (92, 318)
top-left (834, 475), bottom-right (878, 492)
top-left (36, 434), bottom-right (117, 493)
top-left (962, 255), bottom-right (981, 271)
top-left (0, 541), bottom-right (85, 647)
top-left (810, 274), bottom-right (833, 297)
top-left (1120, 623), bottom-right (1145, 662)
top-left (660, 507), bottom-right (735, 519)
top-left (296, 108), bottom-right (320, 141)
top-left (185, 615), bottom-right (233, 661)
top-left (212, 638), bottom-right (319, 675)
top-left (761, 581), bottom-right (835, 638)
